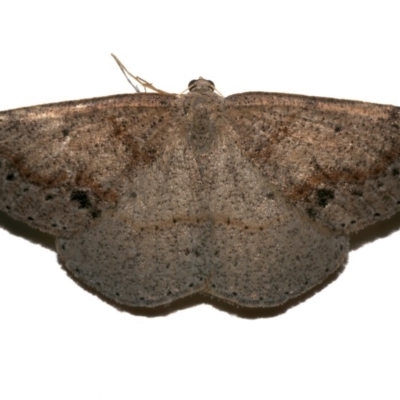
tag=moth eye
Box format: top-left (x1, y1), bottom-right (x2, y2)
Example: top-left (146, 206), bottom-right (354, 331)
top-left (188, 80), bottom-right (197, 89)
top-left (207, 80), bottom-right (215, 88)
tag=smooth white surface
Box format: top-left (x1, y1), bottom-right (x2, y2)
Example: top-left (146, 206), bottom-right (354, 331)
top-left (1, 1), bottom-right (399, 399)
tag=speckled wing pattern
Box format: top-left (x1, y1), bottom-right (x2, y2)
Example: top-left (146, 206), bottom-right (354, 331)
top-left (0, 94), bottom-right (178, 236)
top-left (0, 82), bottom-right (399, 309)
top-left (225, 92), bottom-right (400, 234)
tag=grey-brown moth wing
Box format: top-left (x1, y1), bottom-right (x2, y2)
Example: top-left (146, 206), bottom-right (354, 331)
top-left (0, 93), bottom-right (178, 237)
top-left (225, 92), bottom-right (400, 234)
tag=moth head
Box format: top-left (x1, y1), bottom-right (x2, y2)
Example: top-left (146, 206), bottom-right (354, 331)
top-left (188, 77), bottom-right (215, 93)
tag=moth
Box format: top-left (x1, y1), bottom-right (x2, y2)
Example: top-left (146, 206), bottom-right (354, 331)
top-left (1, 73), bottom-right (399, 311)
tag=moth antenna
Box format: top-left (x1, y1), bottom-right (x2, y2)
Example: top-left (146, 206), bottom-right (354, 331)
top-left (111, 54), bottom-right (170, 95)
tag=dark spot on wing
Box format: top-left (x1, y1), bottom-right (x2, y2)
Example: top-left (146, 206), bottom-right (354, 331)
top-left (316, 188), bottom-right (335, 207)
top-left (70, 190), bottom-right (91, 209)
top-left (306, 207), bottom-right (317, 219)
top-left (91, 209), bottom-right (101, 219)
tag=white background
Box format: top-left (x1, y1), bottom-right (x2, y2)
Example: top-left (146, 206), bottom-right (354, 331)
top-left (1, 1), bottom-right (399, 399)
